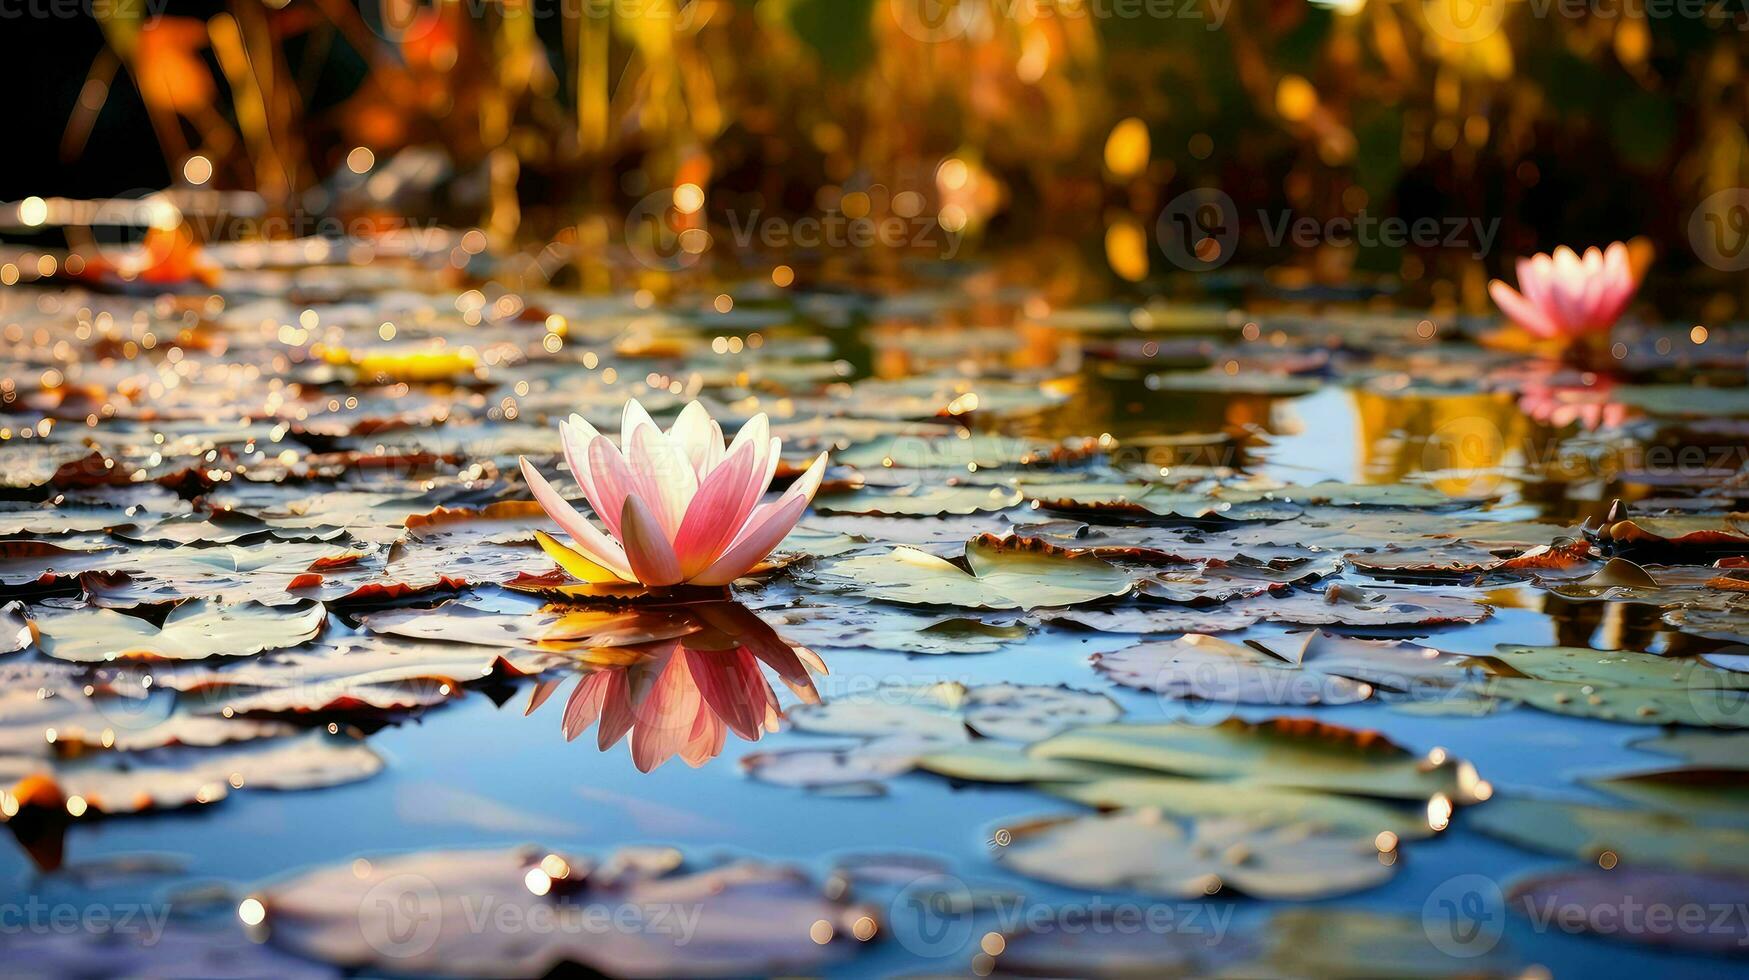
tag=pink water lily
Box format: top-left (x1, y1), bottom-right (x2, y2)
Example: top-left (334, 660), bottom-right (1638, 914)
top-left (519, 401), bottom-right (826, 587)
top-left (1488, 242), bottom-right (1641, 343)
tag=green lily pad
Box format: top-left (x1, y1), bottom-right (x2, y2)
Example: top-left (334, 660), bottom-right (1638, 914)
top-left (35, 600), bottom-right (327, 663)
top-left (1631, 731), bottom-right (1749, 768)
top-left (1030, 718), bottom-right (1484, 802)
top-left (758, 601), bottom-right (1029, 655)
top-left (812, 484), bottom-right (1024, 516)
top-left (810, 534), bottom-right (1133, 609)
top-left (255, 845), bottom-right (877, 977)
top-left (996, 809), bottom-right (1395, 900)
top-left (1584, 767), bottom-right (1749, 822)
top-left (1469, 797), bottom-right (1749, 873)
top-left (1092, 634), bottom-right (1373, 706)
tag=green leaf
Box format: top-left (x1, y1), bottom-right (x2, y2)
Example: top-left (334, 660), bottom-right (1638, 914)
top-left (810, 535), bottom-right (1133, 609)
top-left (1030, 718), bottom-right (1484, 803)
top-left (1470, 797), bottom-right (1749, 873)
top-left (35, 600), bottom-right (326, 663)
top-left (995, 809), bottom-right (1395, 900)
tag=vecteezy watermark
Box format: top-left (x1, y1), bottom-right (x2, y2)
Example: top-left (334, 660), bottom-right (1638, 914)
top-left (1422, 0), bottom-right (1747, 44)
top-left (366, 0), bottom-right (709, 43)
top-left (888, 0), bottom-right (1229, 43)
top-left (357, 872), bottom-right (704, 961)
top-left (1424, 871), bottom-right (1749, 956)
top-left (0, 900), bottom-right (171, 945)
top-left (1687, 645), bottom-right (1749, 728)
top-left (1155, 193), bottom-right (1499, 271)
top-left (1689, 187), bottom-right (1749, 272)
top-left (1423, 874), bottom-right (1508, 958)
top-left (721, 210), bottom-right (963, 261)
top-left (1156, 188), bottom-right (1241, 273)
top-left (0, 0), bottom-right (164, 19)
top-left (1420, 413), bottom-right (1749, 492)
top-left (888, 872), bottom-right (1235, 958)
top-left (1257, 210), bottom-right (1500, 259)
top-left (624, 190), bottom-right (964, 272)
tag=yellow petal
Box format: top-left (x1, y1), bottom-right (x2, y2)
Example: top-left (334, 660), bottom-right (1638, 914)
top-left (536, 530), bottom-right (622, 583)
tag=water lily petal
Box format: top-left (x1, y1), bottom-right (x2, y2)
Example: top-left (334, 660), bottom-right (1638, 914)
top-left (667, 401), bottom-right (718, 478)
top-left (1489, 280), bottom-right (1559, 339)
top-left (672, 439), bottom-right (760, 578)
top-left (535, 530), bottom-right (625, 584)
top-left (585, 435), bottom-right (639, 537)
top-left (621, 398), bottom-right (658, 449)
top-left (689, 494), bottom-right (810, 586)
top-left (691, 453), bottom-right (827, 586)
top-left (518, 456), bottom-right (633, 578)
top-left (686, 646), bottom-right (768, 741)
top-left (629, 653), bottom-right (699, 771)
top-left (628, 423), bottom-right (698, 540)
top-left (620, 494), bottom-right (685, 586)
top-left (560, 414), bottom-right (603, 498)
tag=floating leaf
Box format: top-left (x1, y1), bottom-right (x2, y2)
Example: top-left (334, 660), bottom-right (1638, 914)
top-left (1470, 797), bottom-right (1749, 873)
top-left (758, 600), bottom-right (1028, 655)
top-left (1092, 634), bottom-right (1373, 706)
top-left (996, 809), bottom-right (1396, 899)
top-left (256, 845), bottom-right (876, 977)
top-left (359, 594), bottom-right (699, 652)
top-left (1506, 868), bottom-right (1749, 953)
top-left (810, 535), bottom-right (1132, 609)
top-left (1030, 718), bottom-right (1484, 802)
top-left (813, 484), bottom-right (1024, 516)
top-left (35, 600), bottom-right (326, 663)
top-left (0, 731), bottom-right (382, 818)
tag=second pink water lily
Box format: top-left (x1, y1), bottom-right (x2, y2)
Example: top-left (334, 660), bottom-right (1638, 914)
top-left (520, 401), bottom-right (826, 587)
top-left (1487, 242), bottom-right (1642, 343)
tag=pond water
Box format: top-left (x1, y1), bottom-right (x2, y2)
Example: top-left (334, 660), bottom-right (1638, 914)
top-left (1, 236), bottom-right (1747, 977)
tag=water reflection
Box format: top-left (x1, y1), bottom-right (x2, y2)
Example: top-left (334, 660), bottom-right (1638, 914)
top-left (526, 602), bottom-right (825, 772)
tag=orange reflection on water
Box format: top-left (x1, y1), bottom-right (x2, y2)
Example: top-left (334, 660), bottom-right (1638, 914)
top-left (527, 602), bottom-right (825, 773)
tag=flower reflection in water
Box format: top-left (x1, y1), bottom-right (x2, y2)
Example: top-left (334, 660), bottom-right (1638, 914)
top-left (527, 602), bottom-right (825, 772)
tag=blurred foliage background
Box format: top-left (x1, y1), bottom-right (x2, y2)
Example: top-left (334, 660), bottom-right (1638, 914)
top-left (6, 0), bottom-right (1749, 312)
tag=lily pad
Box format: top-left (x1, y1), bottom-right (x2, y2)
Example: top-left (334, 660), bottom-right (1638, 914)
top-left (758, 600), bottom-right (1029, 655)
top-left (35, 600), bottom-right (327, 663)
top-left (1470, 797), bottom-right (1749, 873)
top-left (810, 534), bottom-right (1133, 610)
top-left (1092, 634), bottom-right (1373, 706)
top-left (996, 809), bottom-right (1396, 899)
top-left (1030, 718), bottom-right (1485, 802)
top-left (1506, 868), bottom-right (1749, 953)
top-left (255, 845), bottom-right (877, 977)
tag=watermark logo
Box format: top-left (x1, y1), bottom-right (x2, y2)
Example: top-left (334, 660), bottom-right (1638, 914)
top-left (721, 208), bottom-right (963, 260)
top-left (1156, 188), bottom-right (1239, 272)
top-left (1421, 415), bottom-right (1507, 497)
top-left (625, 190), bottom-right (704, 273)
top-left (1688, 645), bottom-right (1749, 727)
top-left (359, 873), bottom-right (444, 959)
top-left (0, 900), bottom-right (171, 944)
top-left (1422, 0), bottom-right (1509, 43)
top-left (889, 0), bottom-right (985, 40)
top-left (1690, 188), bottom-right (1749, 272)
top-left (1423, 873), bottom-right (1507, 958)
top-left (889, 872), bottom-right (977, 957)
